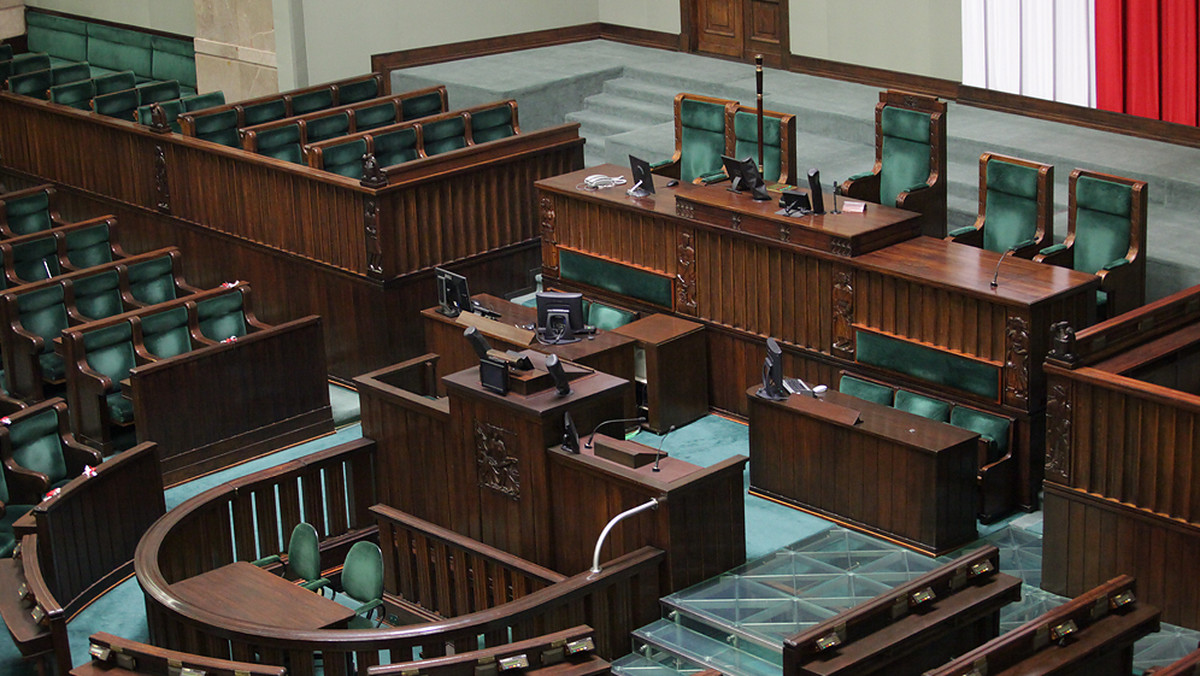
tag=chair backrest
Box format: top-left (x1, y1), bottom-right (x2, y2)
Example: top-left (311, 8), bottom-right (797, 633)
top-left (11, 235), bottom-right (61, 282)
top-left (93, 70), bottom-right (136, 96)
top-left (195, 290), bottom-right (248, 341)
top-left (249, 124), bottom-right (304, 163)
top-left (136, 79), bottom-right (180, 106)
top-left (731, 106), bottom-right (796, 185)
top-left (17, 285), bottom-right (68, 356)
top-left (353, 101), bottom-right (399, 132)
top-left (318, 138), bottom-right (369, 179)
top-left (10, 52), bottom-right (50, 75)
top-left (8, 403), bottom-right (67, 485)
top-left (0, 44), bottom-right (12, 61)
top-left (191, 108), bottom-right (240, 147)
top-left (335, 77), bottom-right (381, 105)
top-left (980, 153), bottom-right (1052, 253)
top-left (81, 321), bottom-right (136, 383)
top-left (879, 105), bottom-right (932, 207)
top-left (124, 254), bottom-right (180, 304)
top-left (894, 389), bottom-right (950, 422)
top-left (93, 88), bottom-right (140, 121)
top-left (8, 67), bottom-right (53, 99)
top-left (138, 305), bottom-right (192, 358)
top-left (51, 62), bottom-right (91, 87)
top-left (676, 94), bottom-right (730, 183)
top-left (949, 406), bottom-right (1011, 462)
top-left (180, 90), bottom-right (225, 112)
top-left (70, 269), bottom-right (123, 320)
top-left (63, 219), bottom-right (116, 268)
top-left (421, 115), bottom-right (467, 156)
top-left (137, 99), bottom-right (185, 132)
top-left (585, 300), bottom-right (636, 331)
top-left (306, 111), bottom-right (351, 143)
top-left (1071, 171), bottom-right (1141, 275)
top-left (342, 540), bottom-right (383, 606)
top-left (401, 87), bottom-right (447, 120)
top-left (288, 522), bottom-right (322, 582)
top-left (2, 188), bottom-right (54, 237)
top-left (49, 78), bottom-right (95, 110)
top-left (838, 374), bottom-right (894, 406)
top-left (240, 98), bottom-right (288, 127)
top-left (469, 102), bottom-right (517, 144)
top-left (373, 127), bottom-right (419, 167)
top-left (289, 87), bottom-right (334, 116)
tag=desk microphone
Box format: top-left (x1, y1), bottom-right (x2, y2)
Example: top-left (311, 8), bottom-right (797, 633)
top-left (657, 425), bottom-right (676, 473)
top-left (831, 180), bottom-right (841, 214)
top-left (585, 416), bottom-right (648, 449)
top-left (990, 245), bottom-right (1020, 288)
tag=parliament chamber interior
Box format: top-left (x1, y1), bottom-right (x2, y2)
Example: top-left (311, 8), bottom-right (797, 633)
top-left (5, 1), bottom-right (1200, 675)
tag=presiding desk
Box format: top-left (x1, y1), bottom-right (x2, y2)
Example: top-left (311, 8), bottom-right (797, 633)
top-left (748, 387), bottom-right (979, 555)
top-left (169, 561), bottom-right (355, 630)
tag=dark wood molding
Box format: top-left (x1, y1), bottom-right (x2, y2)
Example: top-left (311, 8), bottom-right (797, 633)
top-left (787, 53), bottom-right (961, 100)
top-left (598, 22), bottom-right (683, 51)
top-left (24, 6), bottom-right (195, 43)
top-left (3, 35), bottom-right (28, 54)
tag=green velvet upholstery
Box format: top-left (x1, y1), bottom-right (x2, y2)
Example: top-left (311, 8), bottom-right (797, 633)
top-left (855, 330), bottom-right (1000, 400)
top-left (0, 44), bottom-right (10, 61)
top-left (291, 88), bottom-right (333, 116)
top-left (87, 23), bottom-right (152, 79)
top-left (354, 102), bottom-right (397, 131)
top-left (1073, 175), bottom-right (1133, 275)
top-left (241, 99), bottom-right (287, 127)
top-left (894, 389), bottom-right (951, 422)
top-left (50, 79), bottom-right (95, 109)
top-left (374, 128), bottom-right (419, 167)
top-left (470, 104), bottom-right (515, 144)
top-left (195, 291), bottom-right (248, 341)
top-left (306, 112), bottom-right (351, 143)
top-left (52, 62), bottom-right (91, 86)
top-left (402, 91), bottom-right (445, 120)
top-left (93, 88), bottom-right (139, 120)
top-left (137, 99), bottom-right (184, 132)
top-left (423, 116), bottom-right (467, 156)
top-left (136, 79), bottom-right (180, 106)
top-left (982, 159), bottom-right (1040, 253)
top-left (319, 139), bottom-right (368, 179)
top-left (587, 301), bottom-right (636, 331)
top-left (8, 68), bottom-right (53, 99)
top-left (340, 541), bottom-right (383, 628)
top-left (180, 91), bottom-right (225, 112)
top-left (558, 249), bottom-right (672, 309)
top-left (17, 285), bottom-right (67, 382)
top-left (93, 70), bottom-right (135, 95)
top-left (26, 12), bottom-right (89, 62)
top-left (138, 306), bottom-right (192, 358)
top-left (150, 35), bottom-right (196, 90)
top-left (949, 406), bottom-right (1011, 463)
top-left (192, 109), bottom-right (240, 147)
top-left (64, 221), bottom-right (116, 268)
top-left (679, 97), bottom-right (727, 183)
top-left (81, 322), bottom-right (136, 423)
top-left (336, 78), bottom-right (379, 105)
top-left (125, 255), bottom-right (179, 305)
top-left (879, 106), bottom-right (932, 207)
top-left (11, 236), bottom-right (61, 282)
top-left (70, 269), bottom-right (123, 320)
top-left (732, 111), bottom-right (783, 183)
top-left (10, 53), bottom-right (51, 76)
top-left (252, 523), bottom-right (330, 594)
top-left (9, 405), bottom-right (69, 487)
top-left (3, 189), bottom-right (54, 237)
top-left (253, 125), bottom-right (304, 164)
top-left (838, 374), bottom-right (894, 406)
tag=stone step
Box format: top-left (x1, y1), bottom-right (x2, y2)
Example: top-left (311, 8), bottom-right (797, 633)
top-left (602, 77), bottom-right (688, 107)
top-left (567, 107), bottom-right (647, 140)
top-left (632, 618), bottom-right (782, 676)
top-left (580, 91), bottom-right (675, 125)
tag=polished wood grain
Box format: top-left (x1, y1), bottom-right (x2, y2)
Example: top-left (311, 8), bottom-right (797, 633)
top-left (172, 560), bottom-right (355, 629)
top-left (748, 388), bottom-right (978, 555)
top-left (611, 313), bottom-right (709, 432)
top-left (72, 632), bottom-right (287, 676)
top-left (367, 626), bottom-right (608, 676)
top-left (0, 534), bottom-right (72, 675)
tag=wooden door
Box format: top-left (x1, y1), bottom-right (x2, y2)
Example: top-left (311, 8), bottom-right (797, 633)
top-left (693, 0), bottom-right (789, 68)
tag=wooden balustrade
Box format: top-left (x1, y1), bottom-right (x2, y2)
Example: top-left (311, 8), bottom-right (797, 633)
top-left (366, 625), bottom-right (608, 676)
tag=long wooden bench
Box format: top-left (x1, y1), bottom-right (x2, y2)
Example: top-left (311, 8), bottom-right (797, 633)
top-left (367, 626), bottom-right (609, 676)
top-left (73, 632), bottom-right (287, 676)
top-left (925, 575), bottom-right (1160, 676)
top-left (783, 545), bottom-right (1021, 676)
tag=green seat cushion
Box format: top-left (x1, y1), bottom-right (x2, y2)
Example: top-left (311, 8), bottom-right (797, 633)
top-left (894, 389), bottom-right (951, 422)
top-left (291, 88), bottom-right (333, 116)
top-left (254, 125), bottom-right (303, 163)
top-left (241, 99), bottom-right (287, 126)
top-left (10, 53), bottom-right (51, 75)
top-left (125, 256), bottom-right (179, 305)
top-left (374, 128), bottom-right (418, 167)
top-left (855, 330), bottom-right (1000, 400)
top-left (26, 12), bottom-right (89, 62)
top-left (320, 139), bottom-right (368, 179)
top-left (879, 106), bottom-right (932, 206)
top-left (180, 91), bottom-right (225, 112)
top-left (838, 375), bottom-right (894, 406)
top-left (4, 189), bottom-right (54, 236)
top-left (39, 352), bottom-right (65, 382)
top-left (196, 291), bottom-right (248, 341)
top-left (354, 102), bottom-right (397, 131)
top-left (679, 98), bottom-right (727, 183)
top-left (93, 89), bottom-right (139, 120)
top-left (9, 406), bottom-right (67, 484)
top-left (51, 62), bottom-right (91, 86)
top-left (192, 109), bottom-right (240, 147)
top-left (88, 24), bottom-right (152, 79)
top-left (558, 249), bottom-right (672, 308)
top-left (982, 159), bottom-right (1040, 253)
top-left (8, 69), bottom-right (53, 99)
top-left (93, 70), bottom-right (136, 96)
top-left (64, 222), bottom-right (115, 268)
top-left (83, 322), bottom-right (136, 384)
top-left (104, 390), bottom-right (134, 424)
top-left (70, 269), bottom-right (123, 320)
top-left (139, 306), bottom-right (191, 358)
top-left (18, 285), bottom-right (68, 356)
top-left (151, 35), bottom-right (196, 89)
top-left (336, 78), bottom-right (379, 105)
top-left (402, 90), bottom-right (445, 120)
top-left (306, 112), bottom-right (350, 143)
top-left (136, 79), bottom-right (181, 106)
top-left (50, 79), bottom-right (96, 109)
top-left (422, 116), bottom-right (467, 156)
top-left (1073, 175), bottom-right (1133, 275)
top-left (587, 302), bottom-right (636, 331)
top-left (733, 111), bottom-right (783, 183)
top-left (470, 104), bottom-right (515, 144)
top-left (950, 406), bottom-right (1011, 462)
top-left (12, 237), bottom-right (61, 282)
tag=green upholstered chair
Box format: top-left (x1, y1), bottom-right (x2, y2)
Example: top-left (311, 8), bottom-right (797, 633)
top-left (179, 90), bottom-right (225, 113)
top-left (352, 102), bottom-right (399, 132)
top-left (842, 90), bottom-right (947, 237)
top-left (949, 406), bottom-right (1011, 465)
top-left (9, 53), bottom-right (51, 77)
top-left (0, 184), bottom-right (62, 238)
top-left (421, 114), bottom-right (468, 156)
top-left (838, 374), bottom-right (894, 406)
top-left (135, 306), bottom-right (193, 359)
top-left (948, 153), bottom-right (1053, 257)
top-left (1034, 169), bottom-right (1148, 320)
top-left (49, 78), bottom-right (95, 110)
top-left (244, 124), bottom-right (304, 164)
top-left (136, 99), bottom-right (184, 132)
top-left (304, 112), bottom-right (351, 143)
top-left (400, 86), bottom-right (448, 120)
top-left (193, 288), bottom-right (263, 343)
top-left (288, 87), bottom-right (333, 116)
top-left (468, 102), bottom-right (518, 144)
top-left (63, 217), bottom-right (122, 270)
top-left (949, 405), bottom-right (1016, 523)
top-left (122, 251), bottom-right (195, 306)
top-left (135, 79), bottom-right (181, 106)
top-left (79, 322), bottom-right (138, 428)
top-left (6, 62), bottom-right (84, 99)
top-left (586, 300), bottom-right (636, 331)
top-left (894, 389), bottom-right (951, 422)
top-left (652, 93), bottom-right (736, 184)
top-left (373, 127), bottom-right (419, 167)
top-left (334, 76), bottom-right (381, 106)
top-left (8, 234), bottom-right (62, 285)
top-left (239, 98), bottom-right (288, 127)
top-left (314, 139), bottom-right (368, 179)
top-left (0, 398), bottom-right (102, 498)
top-left (339, 541), bottom-right (384, 628)
top-left (67, 269), bottom-right (124, 321)
top-left (731, 105), bottom-right (798, 185)
top-left (252, 522), bottom-right (330, 595)
top-left (188, 108), bottom-right (240, 147)
top-left (92, 88), bottom-right (140, 121)
top-left (10, 284), bottom-right (69, 400)
top-left (92, 70), bottom-right (136, 96)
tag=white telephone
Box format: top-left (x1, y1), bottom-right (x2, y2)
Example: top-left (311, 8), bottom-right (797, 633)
top-left (582, 174), bottom-right (626, 190)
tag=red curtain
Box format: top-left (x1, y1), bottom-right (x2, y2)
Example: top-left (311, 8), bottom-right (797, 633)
top-left (1161, 0), bottom-right (1198, 126)
top-left (1095, 0), bottom-right (1125, 113)
top-left (1096, 0), bottom-right (1200, 126)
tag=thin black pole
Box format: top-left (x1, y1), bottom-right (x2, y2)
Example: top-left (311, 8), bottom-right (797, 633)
top-left (756, 54), bottom-right (764, 174)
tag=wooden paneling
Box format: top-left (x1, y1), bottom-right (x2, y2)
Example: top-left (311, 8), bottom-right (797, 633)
top-left (696, 0), bottom-right (744, 58)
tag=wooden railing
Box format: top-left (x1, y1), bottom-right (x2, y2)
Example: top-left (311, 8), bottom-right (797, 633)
top-left (366, 625), bottom-right (607, 676)
top-left (2, 534), bottom-right (72, 675)
top-left (74, 632), bottom-right (287, 676)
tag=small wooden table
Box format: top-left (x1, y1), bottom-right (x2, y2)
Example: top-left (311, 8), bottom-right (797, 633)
top-left (169, 561), bottom-right (355, 630)
top-left (611, 314), bottom-right (708, 433)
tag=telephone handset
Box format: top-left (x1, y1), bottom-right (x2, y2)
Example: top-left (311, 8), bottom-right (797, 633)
top-left (581, 174), bottom-right (627, 190)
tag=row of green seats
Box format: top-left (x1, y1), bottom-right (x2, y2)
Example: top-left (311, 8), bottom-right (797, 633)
top-left (0, 215), bottom-right (125, 290)
top-left (135, 90), bottom-right (225, 133)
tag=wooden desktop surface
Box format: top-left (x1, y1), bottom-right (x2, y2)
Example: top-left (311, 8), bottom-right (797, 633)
top-left (169, 561), bottom-right (355, 630)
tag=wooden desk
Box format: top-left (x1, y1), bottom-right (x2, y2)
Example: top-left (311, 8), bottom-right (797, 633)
top-left (611, 313), bottom-right (708, 433)
top-left (169, 561), bottom-right (354, 630)
top-left (748, 388), bottom-right (979, 555)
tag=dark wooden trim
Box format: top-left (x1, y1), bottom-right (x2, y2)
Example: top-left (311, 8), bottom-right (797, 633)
top-left (787, 53), bottom-right (960, 100)
top-left (24, 6), bottom-right (195, 43)
top-left (3, 35), bottom-right (28, 55)
top-left (598, 23), bottom-right (682, 51)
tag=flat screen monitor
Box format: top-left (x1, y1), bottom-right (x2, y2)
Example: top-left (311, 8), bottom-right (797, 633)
top-left (536, 291), bottom-right (586, 344)
top-left (436, 267), bottom-right (472, 317)
top-left (807, 168), bottom-right (825, 215)
top-left (628, 155), bottom-right (655, 198)
top-left (721, 155), bottom-right (770, 201)
top-left (756, 336), bottom-right (789, 400)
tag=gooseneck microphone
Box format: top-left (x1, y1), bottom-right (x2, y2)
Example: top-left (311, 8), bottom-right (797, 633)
top-left (652, 425), bottom-right (676, 472)
top-left (990, 245), bottom-right (1020, 288)
top-left (585, 416), bottom-right (648, 449)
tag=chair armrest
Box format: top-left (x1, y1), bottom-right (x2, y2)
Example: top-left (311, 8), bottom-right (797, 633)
top-left (946, 224), bottom-right (983, 247)
top-left (1033, 242), bottom-right (1073, 268)
top-left (62, 435), bottom-right (104, 470)
top-left (301, 577), bottom-right (331, 593)
top-left (649, 158), bottom-right (673, 170)
top-left (649, 157), bottom-right (680, 180)
top-left (2, 458), bottom-right (50, 498)
top-left (1103, 257), bottom-right (1130, 271)
top-left (252, 554), bottom-right (282, 567)
top-left (841, 171), bottom-right (880, 202)
top-left (354, 598), bottom-right (383, 619)
top-left (697, 170), bottom-right (729, 185)
top-left (947, 225), bottom-right (976, 238)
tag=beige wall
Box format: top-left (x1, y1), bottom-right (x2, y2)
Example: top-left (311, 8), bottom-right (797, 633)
top-left (24, 0), bottom-right (195, 35)
top-left (789, 0), bottom-right (961, 81)
top-left (0, 0), bottom-right (24, 41)
top-left (598, 0), bottom-right (680, 34)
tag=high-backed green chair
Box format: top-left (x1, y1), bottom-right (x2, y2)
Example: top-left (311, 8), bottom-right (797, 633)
top-left (122, 250), bottom-right (196, 306)
top-left (9, 284), bottom-right (69, 401)
top-left (63, 217), bottom-right (122, 270)
top-left (49, 78), bottom-right (96, 110)
top-left (243, 124), bottom-right (304, 164)
top-left (838, 374), bottom-right (894, 406)
top-left (421, 114), bottom-right (468, 156)
top-left (7, 234), bottom-right (62, 285)
top-left (947, 153), bottom-right (1053, 258)
top-left (1034, 169), bottom-right (1148, 320)
top-left (315, 138), bottom-right (369, 179)
top-left (0, 398), bottom-right (102, 498)
top-left (652, 93), bottom-right (736, 184)
top-left (92, 87), bottom-right (140, 121)
top-left (373, 127), bottom-right (419, 167)
top-left (842, 90), bottom-right (947, 237)
top-left (468, 101), bottom-right (518, 144)
top-left (192, 286), bottom-right (265, 343)
top-left (334, 78), bottom-right (380, 106)
top-left (584, 300), bottom-right (636, 331)
top-left (179, 90), bottom-right (225, 113)
top-left (187, 108), bottom-right (240, 147)
top-left (0, 184), bottom-right (62, 238)
top-left (894, 389), bottom-right (951, 422)
top-left (400, 86), bottom-right (447, 120)
top-left (352, 101), bottom-right (399, 132)
top-left (68, 268), bottom-right (124, 321)
top-left (252, 522), bottom-right (330, 595)
top-left (339, 541), bottom-right (383, 628)
top-left (730, 104), bottom-right (798, 186)
top-left (68, 322), bottom-right (139, 452)
top-left (135, 306), bottom-right (194, 359)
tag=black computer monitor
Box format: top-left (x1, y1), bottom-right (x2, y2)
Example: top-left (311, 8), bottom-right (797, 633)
top-left (536, 291), bottom-right (587, 344)
top-left (721, 155), bottom-right (770, 201)
top-left (756, 336), bottom-right (789, 400)
top-left (436, 267), bottom-right (471, 317)
top-left (807, 168), bottom-right (825, 215)
top-left (628, 155), bottom-right (655, 198)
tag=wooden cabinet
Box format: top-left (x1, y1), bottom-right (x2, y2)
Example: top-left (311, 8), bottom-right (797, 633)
top-left (613, 314), bottom-right (708, 433)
